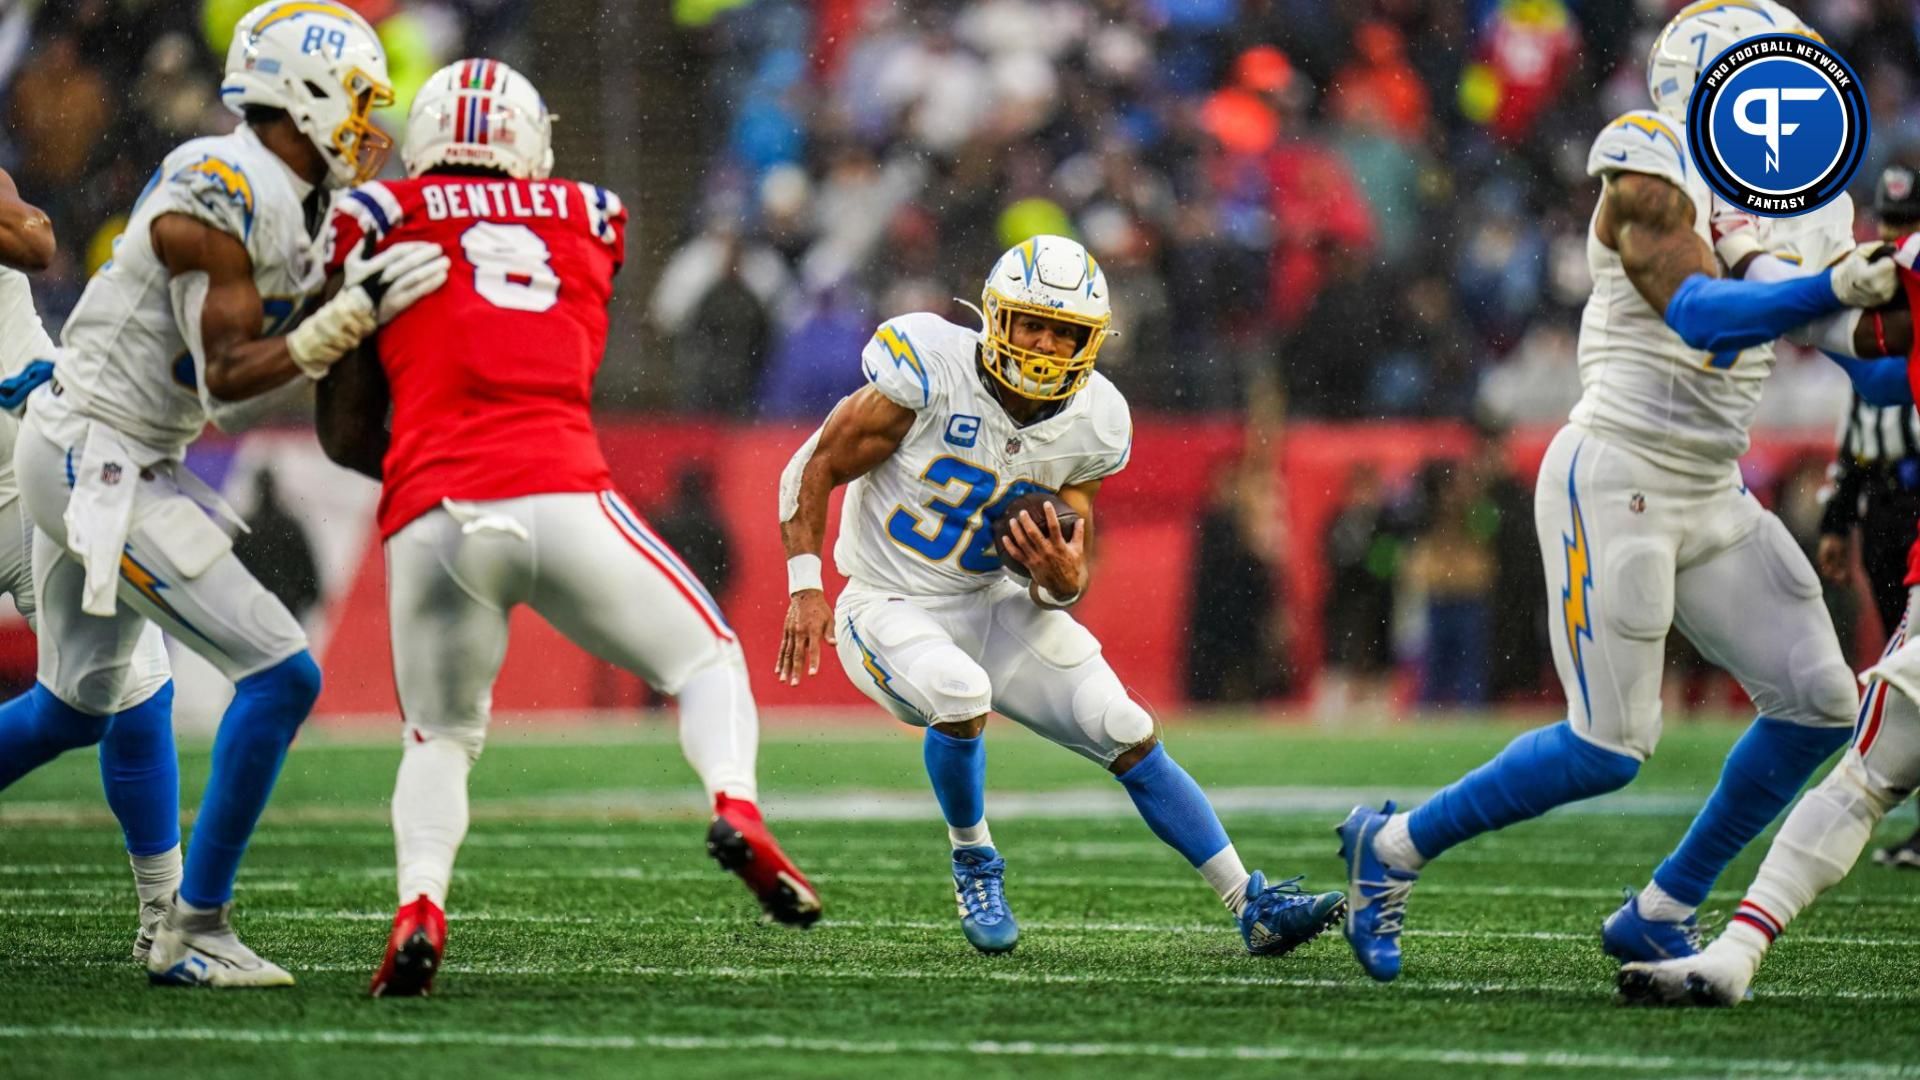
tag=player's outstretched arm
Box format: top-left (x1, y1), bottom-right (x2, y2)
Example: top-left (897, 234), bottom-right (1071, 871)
top-left (315, 343), bottom-right (390, 480)
top-left (775, 386), bottom-right (913, 685)
top-left (1001, 481), bottom-right (1098, 609)
top-left (0, 168), bottom-right (53, 272)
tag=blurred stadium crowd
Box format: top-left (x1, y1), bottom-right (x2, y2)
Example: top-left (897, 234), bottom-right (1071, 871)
top-left (8, 0), bottom-right (1920, 424)
top-left (665, 0), bottom-right (1920, 421)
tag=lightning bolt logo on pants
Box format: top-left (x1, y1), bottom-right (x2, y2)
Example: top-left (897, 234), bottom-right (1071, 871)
top-left (1561, 446), bottom-right (1595, 724)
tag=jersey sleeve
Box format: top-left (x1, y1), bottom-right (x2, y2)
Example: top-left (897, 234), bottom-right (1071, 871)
top-left (1065, 379), bottom-right (1133, 485)
top-left (323, 181), bottom-right (408, 274)
top-left (859, 315), bottom-right (945, 411)
top-left (1588, 111), bottom-right (1692, 192)
top-left (156, 152), bottom-right (261, 244)
top-left (576, 183), bottom-right (628, 273)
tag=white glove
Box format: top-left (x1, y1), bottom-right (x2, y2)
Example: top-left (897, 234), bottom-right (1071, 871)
top-left (1710, 195), bottom-right (1764, 273)
top-left (1830, 242), bottom-right (1898, 308)
top-left (347, 240), bottom-right (450, 326)
top-left (286, 287), bottom-right (375, 380)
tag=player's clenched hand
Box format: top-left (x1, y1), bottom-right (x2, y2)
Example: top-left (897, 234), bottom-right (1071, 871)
top-left (1002, 501), bottom-right (1084, 601)
top-left (778, 589), bottom-right (836, 686)
top-left (347, 240), bottom-right (451, 325)
top-left (1830, 242), bottom-right (1898, 308)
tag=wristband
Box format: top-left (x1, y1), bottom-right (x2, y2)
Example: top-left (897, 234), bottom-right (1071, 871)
top-left (1035, 582), bottom-right (1082, 608)
top-left (787, 553), bottom-right (823, 594)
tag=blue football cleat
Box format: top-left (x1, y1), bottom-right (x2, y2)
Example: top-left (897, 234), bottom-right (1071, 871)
top-left (1237, 871), bottom-right (1346, 956)
top-left (951, 845), bottom-right (1018, 954)
top-left (1601, 891), bottom-right (1702, 963)
top-left (1336, 801), bottom-right (1418, 982)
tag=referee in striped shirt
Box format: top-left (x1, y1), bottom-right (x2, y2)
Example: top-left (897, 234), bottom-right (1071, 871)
top-left (1819, 161), bottom-right (1920, 868)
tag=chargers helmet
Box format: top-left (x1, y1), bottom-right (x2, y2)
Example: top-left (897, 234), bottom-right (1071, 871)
top-left (404, 58), bottom-right (554, 180)
top-left (220, 1), bottom-right (394, 187)
top-left (1647, 0), bottom-right (1814, 123)
top-left (974, 235), bottom-right (1111, 402)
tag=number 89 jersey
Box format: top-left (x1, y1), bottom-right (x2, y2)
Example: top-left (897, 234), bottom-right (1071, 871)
top-left (835, 312), bottom-right (1132, 596)
top-left (323, 174), bottom-right (626, 538)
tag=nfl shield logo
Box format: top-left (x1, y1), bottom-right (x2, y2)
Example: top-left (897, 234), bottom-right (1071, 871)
top-left (1629, 492), bottom-right (1646, 514)
top-left (1005, 436), bottom-right (1023, 456)
top-left (101, 462), bottom-right (122, 486)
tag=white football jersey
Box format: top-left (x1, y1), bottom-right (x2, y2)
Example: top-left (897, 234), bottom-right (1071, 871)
top-left (1572, 110), bottom-right (1774, 479)
top-left (0, 266), bottom-right (55, 505)
top-left (835, 311), bottom-right (1132, 596)
top-left (39, 124), bottom-right (321, 460)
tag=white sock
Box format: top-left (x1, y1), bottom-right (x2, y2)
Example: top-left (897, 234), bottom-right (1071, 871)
top-left (1372, 812), bottom-right (1427, 871)
top-left (1710, 919), bottom-right (1772, 979)
top-left (1200, 844), bottom-right (1253, 916)
top-left (129, 845), bottom-right (181, 905)
top-left (949, 820), bottom-right (993, 850)
top-left (1733, 752), bottom-right (1895, 944)
top-left (393, 734), bottom-right (474, 908)
top-left (1635, 880), bottom-right (1695, 922)
top-left (675, 648), bottom-right (759, 804)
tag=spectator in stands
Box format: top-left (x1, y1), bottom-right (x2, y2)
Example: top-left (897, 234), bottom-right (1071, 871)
top-left (1473, 418), bottom-right (1550, 701)
top-left (650, 197), bottom-right (795, 415)
top-left (232, 470), bottom-right (320, 627)
top-left (1319, 463), bottom-right (1399, 719)
top-left (1405, 461), bottom-right (1497, 707)
top-left (1186, 454), bottom-right (1286, 703)
top-left (649, 464), bottom-right (735, 602)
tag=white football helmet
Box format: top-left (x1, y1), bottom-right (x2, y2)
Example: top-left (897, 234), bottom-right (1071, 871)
top-left (1647, 0), bottom-right (1814, 122)
top-left (221, 1), bottom-right (394, 187)
top-left (403, 58), bottom-right (554, 180)
top-left (973, 235), bottom-right (1112, 401)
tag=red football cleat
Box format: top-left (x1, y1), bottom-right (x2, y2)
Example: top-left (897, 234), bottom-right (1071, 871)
top-left (707, 795), bottom-right (822, 927)
top-left (370, 894), bottom-right (447, 998)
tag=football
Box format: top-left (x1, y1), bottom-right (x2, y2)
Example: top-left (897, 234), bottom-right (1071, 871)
top-left (991, 491), bottom-right (1079, 578)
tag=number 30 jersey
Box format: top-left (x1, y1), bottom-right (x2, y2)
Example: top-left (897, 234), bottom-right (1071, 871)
top-left (835, 311), bottom-right (1132, 596)
top-left (323, 174), bottom-right (628, 538)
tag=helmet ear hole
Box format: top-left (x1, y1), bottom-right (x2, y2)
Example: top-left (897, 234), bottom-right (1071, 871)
top-left (305, 80), bottom-right (330, 98)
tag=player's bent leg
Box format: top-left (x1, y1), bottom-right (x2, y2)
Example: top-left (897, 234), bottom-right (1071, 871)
top-left (836, 590), bottom-right (1016, 952)
top-left (1344, 428), bottom-right (1656, 981)
top-left (1621, 513), bottom-right (1857, 959)
top-left (99, 678), bottom-right (181, 961)
top-left (0, 682), bottom-right (108, 788)
top-left (375, 504), bottom-right (522, 995)
top-left (533, 493), bottom-right (821, 926)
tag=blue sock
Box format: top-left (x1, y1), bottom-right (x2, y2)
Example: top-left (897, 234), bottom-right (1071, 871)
top-left (1408, 720), bottom-right (1640, 861)
top-left (1115, 744), bottom-right (1231, 867)
top-left (180, 652), bottom-right (321, 909)
top-left (923, 726), bottom-right (987, 838)
top-left (98, 680), bottom-right (179, 857)
top-left (0, 683), bottom-right (108, 790)
top-left (1652, 716), bottom-right (1849, 907)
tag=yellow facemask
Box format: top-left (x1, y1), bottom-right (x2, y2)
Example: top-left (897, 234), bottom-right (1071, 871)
top-left (980, 289), bottom-right (1110, 401)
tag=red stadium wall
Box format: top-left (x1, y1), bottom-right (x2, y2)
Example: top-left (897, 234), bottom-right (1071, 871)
top-left (311, 420), bottom-right (1840, 720)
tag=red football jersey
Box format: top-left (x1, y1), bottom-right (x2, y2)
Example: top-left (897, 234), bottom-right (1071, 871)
top-left (324, 174), bottom-right (627, 538)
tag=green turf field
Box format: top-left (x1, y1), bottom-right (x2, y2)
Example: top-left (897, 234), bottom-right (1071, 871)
top-left (3, 715), bottom-right (1917, 1078)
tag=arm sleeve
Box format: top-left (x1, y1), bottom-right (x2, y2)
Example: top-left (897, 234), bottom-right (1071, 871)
top-left (1664, 271), bottom-right (1845, 353)
top-left (1820, 352), bottom-right (1915, 407)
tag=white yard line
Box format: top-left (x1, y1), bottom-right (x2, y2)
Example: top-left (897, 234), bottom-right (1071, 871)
top-left (0, 1024), bottom-right (1913, 1076)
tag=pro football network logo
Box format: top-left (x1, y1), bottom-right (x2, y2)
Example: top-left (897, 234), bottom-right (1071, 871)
top-left (1687, 33), bottom-right (1868, 217)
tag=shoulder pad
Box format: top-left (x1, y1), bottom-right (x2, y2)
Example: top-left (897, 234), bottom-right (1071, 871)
top-left (1589, 112), bottom-right (1691, 192)
top-left (859, 312), bottom-right (967, 411)
top-left (1067, 375), bottom-right (1133, 484)
top-left (160, 152), bottom-right (259, 243)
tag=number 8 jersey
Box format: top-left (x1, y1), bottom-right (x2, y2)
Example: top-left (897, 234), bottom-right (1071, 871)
top-left (834, 311), bottom-right (1132, 596)
top-left (323, 174), bottom-right (627, 538)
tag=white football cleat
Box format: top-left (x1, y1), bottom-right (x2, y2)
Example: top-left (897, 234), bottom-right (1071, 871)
top-left (1617, 945), bottom-right (1756, 1007)
top-left (131, 897), bottom-right (170, 963)
top-left (146, 898), bottom-right (294, 989)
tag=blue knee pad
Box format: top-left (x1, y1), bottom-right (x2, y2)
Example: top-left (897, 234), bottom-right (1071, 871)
top-left (99, 680), bottom-right (180, 857)
top-left (1409, 720), bottom-right (1641, 861)
top-left (1652, 716), bottom-right (1849, 907)
top-left (0, 683), bottom-right (109, 790)
top-left (180, 651), bottom-right (321, 908)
